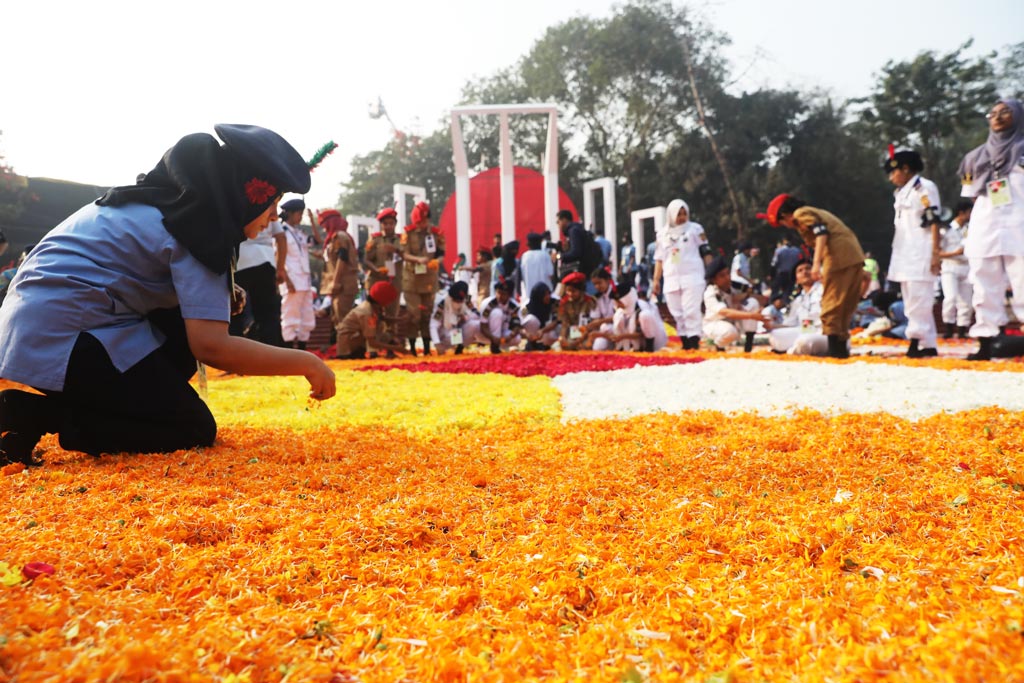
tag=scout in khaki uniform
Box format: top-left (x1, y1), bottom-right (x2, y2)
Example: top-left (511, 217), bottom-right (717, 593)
top-left (335, 282), bottom-right (406, 360)
top-left (400, 202), bottom-right (445, 356)
top-left (557, 272), bottom-right (599, 351)
top-left (363, 207), bottom-right (404, 314)
top-left (759, 194), bottom-right (866, 359)
top-left (316, 209), bottom-right (359, 333)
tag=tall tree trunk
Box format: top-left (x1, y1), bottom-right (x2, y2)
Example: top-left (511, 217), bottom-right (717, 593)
top-left (682, 39), bottom-right (745, 239)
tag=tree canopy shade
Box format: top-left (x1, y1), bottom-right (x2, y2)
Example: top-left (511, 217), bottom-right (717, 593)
top-left (335, 2), bottom-right (1018, 273)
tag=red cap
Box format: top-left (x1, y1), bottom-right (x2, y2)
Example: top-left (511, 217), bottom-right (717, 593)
top-left (317, 208), bottom-right (341, 222)
top-left (410, 201), bottom-right (431, 225)
top-left (756, 194), bottom-right (790, 227)
top-left (376, 207), bottom-right (398, 222)
top-left (368, 282), bottom-right (398, 307)
top-left (561, 271), bottom-right (587, 288)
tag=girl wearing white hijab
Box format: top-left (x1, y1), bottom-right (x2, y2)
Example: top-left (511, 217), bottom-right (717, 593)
top-left (958, 99), bottom-right (1024, 360)
top-left (650, 199), bottom-right (712, 350)
top-left (611, 281), bottom-right (667, 351)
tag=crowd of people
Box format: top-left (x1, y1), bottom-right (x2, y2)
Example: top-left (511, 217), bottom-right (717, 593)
top-left (0, 97), bottom-right (1020, 465)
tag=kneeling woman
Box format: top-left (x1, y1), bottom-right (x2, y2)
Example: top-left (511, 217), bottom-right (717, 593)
top-left (0, 125), bottom-right (336, 466)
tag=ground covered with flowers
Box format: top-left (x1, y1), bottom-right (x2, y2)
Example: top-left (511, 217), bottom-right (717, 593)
top-left (2, 350), bottom-right (1024, 682)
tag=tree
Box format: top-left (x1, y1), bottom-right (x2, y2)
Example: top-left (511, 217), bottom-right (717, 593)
top-left (0, 131), bottom-right (33, 227)
top-left (854, 42), bottom-right (997, 199)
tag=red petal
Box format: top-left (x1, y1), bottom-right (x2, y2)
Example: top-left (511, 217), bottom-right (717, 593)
top-left (22, 562), bottom-right (56, 580)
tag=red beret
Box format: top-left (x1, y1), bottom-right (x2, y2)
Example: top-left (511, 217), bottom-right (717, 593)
top-left (756, 194), bottom-right (790, 227)
top-left (410, 201), bottom-right (431, 225)
top-left (369, 282), bottom-right (398, 307)
top-left (376, 207), bottom-right (398, 222)
top-left (561, 271), bottom-right (587, 288)
top-left (317, 208), bottom-right (341, 222)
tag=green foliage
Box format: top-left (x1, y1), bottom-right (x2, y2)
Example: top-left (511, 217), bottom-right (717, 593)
top-left (0, 131), bottom-right (34, 226)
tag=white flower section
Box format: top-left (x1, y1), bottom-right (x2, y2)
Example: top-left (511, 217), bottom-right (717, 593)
top-left (553, 358), bottom-right (1024, 420)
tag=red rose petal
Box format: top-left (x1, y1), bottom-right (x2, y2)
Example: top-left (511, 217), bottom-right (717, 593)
top-left (22, 562), bottom-right (56, 580)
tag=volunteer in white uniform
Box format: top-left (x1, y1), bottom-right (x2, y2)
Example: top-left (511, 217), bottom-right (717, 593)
top-left (768, 261), bottom-right (828, 356)
top-left (885, 149), bottom-right (942, 358)
top-left (278, 198), bottom-right (316, 349)
top-left (958, 99), bottom-right (1024, 361)
top-left (703, 256), bottom-right (766, 351)
top-left (651, 199), bottom-right (712, 350)
top-left (610, 280), bottom-right (667, 352)
top-left (938, 199), bottom-right (974, 338)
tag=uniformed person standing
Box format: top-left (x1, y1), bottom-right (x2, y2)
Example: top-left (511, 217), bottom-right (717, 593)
top-left (760, 194), bottom-right (866, 359)
top-left (278, 198), bottom-right (317, 350)
top-left (958, 99), bottom-right (1024, 360)
top-left (317, 209), bottom-right (359, 334)
top-left (399, 202), bottom-right (444, 356)
top-left (885, 149), bottom-right (942, 358)
top-left (650, 199), bottom-right (712, 350)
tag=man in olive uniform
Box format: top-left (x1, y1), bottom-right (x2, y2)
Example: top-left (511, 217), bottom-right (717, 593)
top-left (400, 202), bottom-right (445, 355)
top-left (558, 271), bottom-right (599, 351)
top-left (335, 282), bottom-right (406, 359)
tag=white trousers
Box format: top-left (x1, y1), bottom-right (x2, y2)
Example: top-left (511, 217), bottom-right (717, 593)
top-left (703, 299), bottom-right (759, 348)
top-left (769, 327), bottom-right (829, 356)
top-left (281, 290), bottom-right (315, 342)
top-left (429, 318), bottom-right (483, 352)
top-left (663, 279), bottom-right (705, 337)
top-left (591, 322), bottom-right (615, 351)
top-left (940, 269), bottom-right (973, 327)
top-left (612, 309), bottom-right (667, 351)
top-left (483, 308), bottom-right (522, 348)
top-left (521, 314), bottom-right (560, 347)
top-left (899, 280), bottom-right (937, 348)
top-left (968, 255), bottom-right (1024, 338)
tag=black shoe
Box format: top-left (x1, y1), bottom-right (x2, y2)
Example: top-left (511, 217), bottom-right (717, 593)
top-left (743, 332), bottom-right (755, 353)
top-left (0, 390), bottom-right (50, 466)
top-left (683, 336), bottom-right (699, 351)
top-left (421, 336), bottom-right (432, 357)
top-left (454, 344), bottom-right (464, 355)
top-left (490, 341), bottom-right (501, 355)
top-left (943, 323), bottom-right (955, 340)
top-left (408, 338), bottom-right (418, 356)
top-left (956, 326), bottom-right (969, 339)
top-left (385, 350), bottom-right (397, 359)
top-left (917, 347), bottom-right (938, 357)
top-left (968, 337), bottom-right (994, 361)
top-left (644, 338), bottom-right (655, 353)
top-left (906, 339), bottom-right (921, 358)
top-left (826, 334), bottom-right (849, 359)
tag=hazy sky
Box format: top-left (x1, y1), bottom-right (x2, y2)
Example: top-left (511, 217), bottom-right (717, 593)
top-left (3, 0), bottom-right (1021, 210)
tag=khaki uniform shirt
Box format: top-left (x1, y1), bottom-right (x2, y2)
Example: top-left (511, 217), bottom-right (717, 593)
top-left (558, 294), bottom-right (598, 341)
top-left (792, 207), bottom-right (865, 273)
top-left (322, 230), bottom-right (359, 296)
top-left (400, 226), bottom-right (445, 294)
top-left (364, 232), bottom-right (403, 287)
top-left (336, 301), bottom-right (388, 355)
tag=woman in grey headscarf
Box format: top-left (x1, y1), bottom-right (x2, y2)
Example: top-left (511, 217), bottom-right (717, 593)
top-left (957, 99), bottom-right (1024, 360)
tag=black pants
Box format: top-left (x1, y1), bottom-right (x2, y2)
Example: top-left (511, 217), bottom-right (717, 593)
top-left (232, 262), bottom-right (284, 347)
top-left (33, 308), bottom-right (216, 457)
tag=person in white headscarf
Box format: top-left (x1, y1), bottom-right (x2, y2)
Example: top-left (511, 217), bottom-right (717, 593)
top-left (608, 279), bottom-right (667, 351)
top-left (650, 199), bottom-right (712, 350)
top-left (958, 99), bottom-right (1024, 360)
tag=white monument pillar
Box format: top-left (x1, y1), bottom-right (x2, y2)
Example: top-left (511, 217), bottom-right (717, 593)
top-left (582, 177), bottom-right (617, 274)
top-left (629, 206), bottom-right (666, 265)
top-left (450, 104), bottom-right (560, 264)
top-left (393, 183), bottom-right (427, 227)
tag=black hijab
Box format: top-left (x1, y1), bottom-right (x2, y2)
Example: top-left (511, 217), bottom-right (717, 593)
top-left (526, 282), bottom-right (555, 324)
top-left (499, 240), bottom-right (520, 277)
top-left (96, 124), bottom-right (310, 275)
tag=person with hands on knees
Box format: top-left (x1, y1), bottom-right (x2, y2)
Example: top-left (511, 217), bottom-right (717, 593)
top-left (759, 194), bottom-right (865, 359)
top-left (702, 256), bottom-right (769, 352)
top-left (0, 124), bottom-right (336, 467)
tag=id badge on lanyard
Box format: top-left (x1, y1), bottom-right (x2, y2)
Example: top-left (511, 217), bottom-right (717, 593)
top-left (988, 178), bottom-right (1013, 208)
top-left (450, 328), bottom-right (463, 345)
top-left (424, 233), bottom-right (437, 253)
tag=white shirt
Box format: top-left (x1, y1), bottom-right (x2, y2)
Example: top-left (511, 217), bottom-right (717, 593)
top-left (962, 161), bottom-right (1024, 258)
top-left (731, 252), bottom-right (751, 284)
top-left (889, 174), bottom-right (941, 282)
top-left (702, 284), bottom-right (730, 323)
top-left (940, 220), bottom-right (969, 274)
top-left (594, 288), bottom-right (616, 319)
top-left (236, 219), bottom-right (284, 271)
top-left (279, 223), bottom-right (312, 293)
top-left (519, 249), bottom-right (554, 297)
top-left (654, 221), bottom-right (707, 288)
top-left (782, 282), bottom-right (824, 330)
